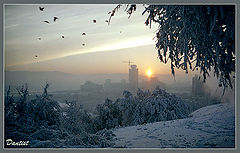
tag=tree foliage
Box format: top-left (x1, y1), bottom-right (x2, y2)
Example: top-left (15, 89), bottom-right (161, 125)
top-left (95, 87), bottom-right (190, 130)
top-left (5, 83), bottom-right (62, 144)
top-left (4, 84), bottom-right (115, 148)
top-left (61, 100), bottom-right (94, 134)
top-left (109, 5), bottom-right (235, 88)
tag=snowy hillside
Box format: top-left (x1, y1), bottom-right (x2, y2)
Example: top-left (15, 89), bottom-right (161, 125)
top-left (112, 103), bottom-right (235, 148)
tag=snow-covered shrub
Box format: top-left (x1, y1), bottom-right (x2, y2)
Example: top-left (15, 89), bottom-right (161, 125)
top-left (5, 84), bottom-right (116, 148)
top-left (94, 98), bottom-right (122, 131)
top-left (5, 84), bottom-right (63, 148)
top-left (31, 91), bottom-right (62, 126)
top-left (5, 84), bottom-right (189, 148)
top-left (61, 100), bottom-right (94, 134)
top-left (95, 87), bottom-right (190, 129)
top-left (56, 129), bottom-right (115, 148)
top-left (30, 128), bottom-right (64, 141)
top-left (5, 85), bottom-right (34, 145)
top-left (96, 128), bottom-right (116, 140)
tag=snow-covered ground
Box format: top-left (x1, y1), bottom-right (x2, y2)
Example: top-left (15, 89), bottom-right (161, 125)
top-left (112, 103), bottom-right (235, 148)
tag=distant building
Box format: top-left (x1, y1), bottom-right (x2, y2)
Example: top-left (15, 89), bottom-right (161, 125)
top-left (150, 76), bottom-right (164, 89)
top-left (141, 76), bottom-right (166, 90)
top-left (104, 79), bottom-right (127, 92)
top-left (192, 75), bottom-right (204, 96)
top-left (104, 79), bottom-right (112, 90)
top-left (129, 65), bottom-right (138, 90)
top-left (149, 77), bottom-right (158, 86)
top-left (81, 81), bottom-right (103, 92)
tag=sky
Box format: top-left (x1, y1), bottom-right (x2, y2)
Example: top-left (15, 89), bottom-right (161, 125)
top-left (4, 4), bottom-right (197, 77)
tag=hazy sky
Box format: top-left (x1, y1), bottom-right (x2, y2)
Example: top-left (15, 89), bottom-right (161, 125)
top-left (5, 4), bottom-right (196, 76)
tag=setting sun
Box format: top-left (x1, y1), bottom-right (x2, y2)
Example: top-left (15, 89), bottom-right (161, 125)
top-left (146, 69), bottom-right (153, 78)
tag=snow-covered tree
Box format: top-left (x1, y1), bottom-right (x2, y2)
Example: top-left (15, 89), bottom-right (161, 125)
top-left (31, 83), bottom-right (62, 126)
top-left (95, 87), bottom-right (190, 129)
top-left (5, 84), bottom-right (115, 148)
top-left (110, 5), bottom-right (235, 89)
top-left (94, 98), bottom-right (122, 130)
top-left (4, 83), bottom-right (62, 146)
top-left (61, 100), bottom-right (94, 134)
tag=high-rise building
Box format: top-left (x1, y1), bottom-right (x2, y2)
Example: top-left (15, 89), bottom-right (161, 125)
top-left (192, 75), bottom-right (204, 96)
top-left (129, 65), bottom-right (138, 90)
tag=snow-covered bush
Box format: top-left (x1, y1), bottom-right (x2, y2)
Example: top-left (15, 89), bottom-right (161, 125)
top-left (95, 87), bottom-right (190, 129)
top-left (4, 84), bottom-right (115, 148)
top-left (31, 87), bottom-right (62, 127)
top-left (5, 84), bottom-right (189, 148)
top-left (4, 84), bottom-right (62, 147)
top-left (64, 131), bottom-right (114, 148)
top-left (30, 130), bottom-right (115, 148)
top-left (60, 100), bottom-right (94, 134)
top-left (94, 98), bottom-right (122, 131)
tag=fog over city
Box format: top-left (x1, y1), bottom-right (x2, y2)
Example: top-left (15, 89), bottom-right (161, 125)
top-left (5, 4), bottom-right (207, 109)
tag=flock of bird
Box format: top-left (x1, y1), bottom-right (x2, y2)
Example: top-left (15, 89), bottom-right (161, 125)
top-left (35, 6), bottom-right (91, 59)
top-left (34, 6), bottom-right (122, 60)
top-left (38, 6), bottom-right (91, 41)
top-left (40, 7), bottom-right (59, 24)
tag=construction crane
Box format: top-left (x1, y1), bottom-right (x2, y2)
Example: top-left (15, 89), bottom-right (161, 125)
top-left (123, 60), bottom-right (134, 68)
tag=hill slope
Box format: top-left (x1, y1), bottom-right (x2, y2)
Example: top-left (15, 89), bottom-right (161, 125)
top-left (112, 103), bottom-right (235, 148)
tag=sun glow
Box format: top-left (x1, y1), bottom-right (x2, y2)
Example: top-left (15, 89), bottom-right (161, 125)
top-left (146, 69), bottom-right (153, 78)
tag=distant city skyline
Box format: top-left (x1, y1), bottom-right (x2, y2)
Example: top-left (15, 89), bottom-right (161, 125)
top-left (5, 4), bottom-right (198, 76)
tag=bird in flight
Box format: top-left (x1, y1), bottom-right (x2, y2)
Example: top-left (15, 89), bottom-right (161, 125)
top-left (62, 35), bottom-right (65, 38)
top-left (35, 55), bottom-right (38, 58)
top-left (82, 33), bottom-right (86, 36)
top-left (53, 17), bottom-right (59, 22)
top-left (82, 43), bottom-right (85, 46)
top-left (44, 20), bottom-right (50, 24)
top-left (93, 20), bottom-right (96, 23)
top-left (39, 7), bottom-right (44, 11)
